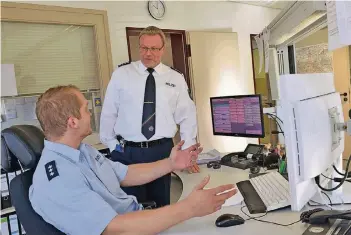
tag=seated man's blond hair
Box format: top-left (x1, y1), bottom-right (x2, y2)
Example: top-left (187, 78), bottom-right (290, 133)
top-left (36, 85), bottom-right (81, 139)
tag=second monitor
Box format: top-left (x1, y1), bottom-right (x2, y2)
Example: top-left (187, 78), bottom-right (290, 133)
top-left (210, 94), bottom-right (265, 138)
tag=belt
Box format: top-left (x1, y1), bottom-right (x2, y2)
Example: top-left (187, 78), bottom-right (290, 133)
top-left (125, 138), bottom-right (172, 148)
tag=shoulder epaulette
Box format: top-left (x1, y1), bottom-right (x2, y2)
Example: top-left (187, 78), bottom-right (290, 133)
top-left (118, 61), bottom-right (131, 67)
top-left (170, 67), bottom-right (183, 76)
top-left (45, 160), bottom-right (59, 181)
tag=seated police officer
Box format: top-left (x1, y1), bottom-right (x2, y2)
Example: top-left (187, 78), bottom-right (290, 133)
top-left (29, 85), bottom-right (237, 235)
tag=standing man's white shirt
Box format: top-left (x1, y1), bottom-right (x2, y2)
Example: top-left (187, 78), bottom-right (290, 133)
top-left (100, 60), bottom-right (197, 152)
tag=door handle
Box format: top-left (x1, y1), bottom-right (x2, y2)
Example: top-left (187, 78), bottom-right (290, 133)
top-left (340, 92), bottom-right (348, 102)
top-left (340, 92), bottom-right (348, 97)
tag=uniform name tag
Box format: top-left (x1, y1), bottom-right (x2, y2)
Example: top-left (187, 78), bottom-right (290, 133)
top-left (166, 82), bottom-right (176, 87)
top-left (45, 161), bottom-right (59, 181)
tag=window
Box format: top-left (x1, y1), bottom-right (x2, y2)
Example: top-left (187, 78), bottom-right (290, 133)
top-left (1, 2), bottom-right (112, 134)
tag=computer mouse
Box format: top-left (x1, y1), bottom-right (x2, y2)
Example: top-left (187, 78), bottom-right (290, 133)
top-left (215, 214), bottom-right (245, 227)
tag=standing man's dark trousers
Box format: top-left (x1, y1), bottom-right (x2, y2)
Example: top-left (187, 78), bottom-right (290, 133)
top-left (111, 138), bottom-right (173, 207)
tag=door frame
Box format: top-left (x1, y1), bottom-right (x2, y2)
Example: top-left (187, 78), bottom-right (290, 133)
top-left (250, 34), bottom-right (278, 145)
top-left (125, 27), bottom-right (191, 89)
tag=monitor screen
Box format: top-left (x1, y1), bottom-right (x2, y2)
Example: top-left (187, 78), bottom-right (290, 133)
top-left (210, 95), bottom-right (265, 138)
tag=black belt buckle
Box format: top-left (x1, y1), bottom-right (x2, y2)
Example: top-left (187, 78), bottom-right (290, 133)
top-left (141, 142), bottom-right (149, 148)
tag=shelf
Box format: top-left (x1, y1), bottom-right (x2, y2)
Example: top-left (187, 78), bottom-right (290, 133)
top-left (1, 206), bottom-right (15, 216)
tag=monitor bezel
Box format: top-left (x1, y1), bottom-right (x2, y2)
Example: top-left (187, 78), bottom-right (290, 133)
top-left (210, 94), bottom-right (265, 138)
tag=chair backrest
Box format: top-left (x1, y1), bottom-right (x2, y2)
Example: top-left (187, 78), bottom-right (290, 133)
top-left (2, 125), bottom-right (64, 235)
top-left (2, 125), bottom-right (45, 170)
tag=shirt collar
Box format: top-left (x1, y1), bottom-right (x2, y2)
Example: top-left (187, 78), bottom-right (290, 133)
top-left (138, 60), bottom-right (164, 75)
top-left (44, 140), bottom-right (81, 163)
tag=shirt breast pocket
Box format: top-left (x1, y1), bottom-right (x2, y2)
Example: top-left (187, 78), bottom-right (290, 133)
top-left (159, 85), bottom-right (179, 113)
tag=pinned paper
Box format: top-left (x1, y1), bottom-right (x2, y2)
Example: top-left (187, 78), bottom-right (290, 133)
top-left (254, 35), bottom-right (264, 73)
top-left (335, 1), bottom-right (351, 46)
top-left (263, 28), bottom-right (270, 73)
top-left (88, 100), bottom-right (93, 110)
top-left (3, 99), bottom-right (17, 120)
top-left (327, 1), bottom-right (351, 51)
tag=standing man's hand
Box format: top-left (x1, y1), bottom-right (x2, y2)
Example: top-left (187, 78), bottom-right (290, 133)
top-left (182, 176), bottom-right (237, 217)
top-left (187, 163), bottom-right (200, 174)
top-left (169, 141), bottom-right (203, 171)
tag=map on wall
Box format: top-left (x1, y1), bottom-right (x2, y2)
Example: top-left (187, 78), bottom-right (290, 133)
top-left (296, 43), bottom-right (333, 74)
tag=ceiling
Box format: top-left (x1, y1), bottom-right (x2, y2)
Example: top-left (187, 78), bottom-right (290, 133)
top-left (230, 1), bottom-right (294, 9)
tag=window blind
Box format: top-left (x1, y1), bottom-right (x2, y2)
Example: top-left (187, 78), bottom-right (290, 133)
top-left (1, 22), bottom-right (99, 95)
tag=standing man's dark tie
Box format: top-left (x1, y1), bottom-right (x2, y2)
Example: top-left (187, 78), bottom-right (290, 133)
top-left (142, 68), bottom-right (156, 139)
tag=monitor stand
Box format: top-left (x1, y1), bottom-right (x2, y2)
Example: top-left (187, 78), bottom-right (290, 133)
top-left (310, 157), bottom-right (351, 206)
top-left (310, 190), bottom-right (351, 206)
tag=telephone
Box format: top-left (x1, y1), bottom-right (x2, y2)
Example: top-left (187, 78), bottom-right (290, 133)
top-left (301, 208), bottom-right (351, 225)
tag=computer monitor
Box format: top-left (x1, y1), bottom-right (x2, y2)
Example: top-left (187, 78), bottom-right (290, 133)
top-left (280, 73), bottom-right (345, 211)
top-left (210, 95), bottom-right (265, 138)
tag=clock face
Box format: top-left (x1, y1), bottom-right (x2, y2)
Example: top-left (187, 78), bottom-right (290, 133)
top-left (148, 1), bottom-right (166, 20)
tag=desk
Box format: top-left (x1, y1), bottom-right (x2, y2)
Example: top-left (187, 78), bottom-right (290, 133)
top-left (162, 164), bottom-right (351, 235)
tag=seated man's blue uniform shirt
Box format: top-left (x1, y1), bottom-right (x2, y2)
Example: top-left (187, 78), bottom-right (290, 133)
top-left (29, 140), bottom-right (142, 235)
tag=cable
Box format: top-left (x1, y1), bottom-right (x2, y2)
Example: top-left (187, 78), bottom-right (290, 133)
top-left (267, 114), bottom-right (285, 137)
top-left (321, 173), bottom-right (333, 180)
top-left (332, 165), bottom-right (351, 178)
top-left (315, 154), bottom-right (351, 192)
top-left (321, 173), bottom-right (351, 183)
top-left (267, 113), bottom-right (283, 124)
top-left (240, 206), bottom-right (301, 227)
top-left (321, 191), bottom-right (333, 207)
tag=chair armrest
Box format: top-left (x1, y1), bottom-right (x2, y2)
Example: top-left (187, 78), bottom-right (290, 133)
top-left (141, 201), bottom-right (157, 209)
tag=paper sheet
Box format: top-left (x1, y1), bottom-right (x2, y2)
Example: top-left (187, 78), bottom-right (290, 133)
top-left (23, 101), bottom-right (37, 121)
top-left (335, 1), bottom-right (351, 46)
top-left (3, 99), bottom-right (17, 120)
top-left (1, 64), bottom-right (18, 97)
top-left (9, 214), bottom-right (19, 235)
top-left (263, 29), bottom-right (270, 73)
top-left (326, 1), bottom-right (350, 51)
top-left (222, 189), bottom-right (244, 207)
top-left (88, 100), bottom-right (93, 110)
top-left (15, 97), bottom-right (25, 105)
top-left (205, 186), bottom-right (244, 207)
top-left (254, 35), bottom-right (264, 73)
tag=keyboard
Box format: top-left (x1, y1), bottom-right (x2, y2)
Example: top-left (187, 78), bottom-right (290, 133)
top-left (237, 172), bottom-right (290, 214)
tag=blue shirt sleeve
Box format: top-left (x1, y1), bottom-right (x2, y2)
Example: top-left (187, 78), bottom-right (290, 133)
top-left (108, 158), bottom-right (129, 181)
top-left (30, 172), bottom-right (117, 235)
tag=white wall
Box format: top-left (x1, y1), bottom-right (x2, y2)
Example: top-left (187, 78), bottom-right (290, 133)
top-left (25, 1), bottom-right (279, 69)
top-left (19, 0), bottom-right (280, 149)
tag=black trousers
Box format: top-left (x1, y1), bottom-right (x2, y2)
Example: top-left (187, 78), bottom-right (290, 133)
top-left (111, 139), bottom-right (173, 207)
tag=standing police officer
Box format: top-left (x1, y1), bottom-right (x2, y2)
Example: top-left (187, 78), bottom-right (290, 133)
top-left (100, 26), bottom-right (199, 207)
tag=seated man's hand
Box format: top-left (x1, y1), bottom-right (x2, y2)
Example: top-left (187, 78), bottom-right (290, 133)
top-left (169, 140), bottom-right (203, 171)
top-left (183, 176), bottom-right (237, 217)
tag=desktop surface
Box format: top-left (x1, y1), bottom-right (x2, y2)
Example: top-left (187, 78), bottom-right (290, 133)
top-left (163, 163), bottom-right (351, 235)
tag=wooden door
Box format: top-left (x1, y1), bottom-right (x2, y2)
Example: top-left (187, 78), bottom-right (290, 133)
top-left (332, 46), bottom-right (351, 161)
top-left (186, 31), bottom-right (248, 152)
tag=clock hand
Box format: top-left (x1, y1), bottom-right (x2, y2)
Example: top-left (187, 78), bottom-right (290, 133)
top-left (153, 2), bottom-right (158, 9)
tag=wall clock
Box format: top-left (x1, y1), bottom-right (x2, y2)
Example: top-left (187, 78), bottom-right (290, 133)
top-left (148, 1), bottom-right (166, 20)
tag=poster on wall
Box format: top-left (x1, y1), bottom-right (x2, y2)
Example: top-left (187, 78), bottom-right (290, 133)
top-left (326, 0), bottom-right (351, 51)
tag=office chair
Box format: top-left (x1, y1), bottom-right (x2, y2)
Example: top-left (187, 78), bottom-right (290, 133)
top-left (1, 125), bottom-right (157, 235)
top-left (1, 125), bottom-right (64, 235)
